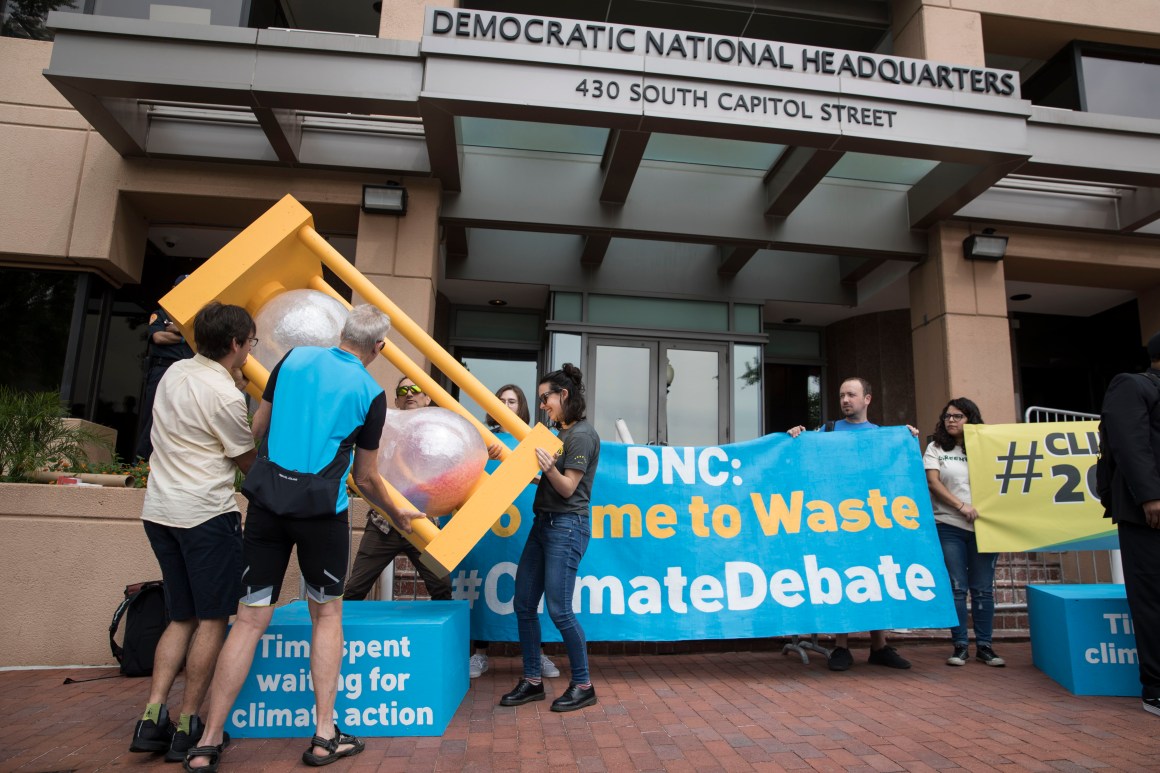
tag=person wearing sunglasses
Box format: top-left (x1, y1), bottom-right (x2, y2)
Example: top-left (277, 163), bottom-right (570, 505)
top-left (500, 364), bottom-right (600, 712)
top-left (343, 376), bottom-right (452, 604)
top-left (394, 377), bottom-right (431, 410)
top-left (924, 397), bottom-right (1005, 668)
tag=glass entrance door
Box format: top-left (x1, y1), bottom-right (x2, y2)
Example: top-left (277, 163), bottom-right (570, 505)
top-left (660, 343), bottom-right (724, 447)
top-left (587, 337), bottom-right (727, 446)
top-left (588, 339), bottom-right (657, 444)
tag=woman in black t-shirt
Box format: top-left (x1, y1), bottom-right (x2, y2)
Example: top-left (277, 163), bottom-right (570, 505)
top-left (499, 364), bottom-right (601, 712)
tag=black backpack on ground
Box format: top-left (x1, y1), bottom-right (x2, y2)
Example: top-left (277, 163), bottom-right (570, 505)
top-left (109, 580), bottom-right (168, 677)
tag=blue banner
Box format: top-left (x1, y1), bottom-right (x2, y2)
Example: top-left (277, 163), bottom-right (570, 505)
top-left (448, 427), bottom-right (956, 641)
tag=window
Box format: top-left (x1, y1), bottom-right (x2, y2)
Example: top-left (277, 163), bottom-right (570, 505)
top-left (1024, 41), bottom-right (1160, 120)
top-left (1, 0), bottom-right (81, 40)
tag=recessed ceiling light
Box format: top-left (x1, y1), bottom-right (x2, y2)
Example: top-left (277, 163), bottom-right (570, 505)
top-left (782, 317), bottom-right (801, 324)
top-left (1009, 293), bottom-right (1032, 301)
top-left (488, 299), bottom-right (508, 306)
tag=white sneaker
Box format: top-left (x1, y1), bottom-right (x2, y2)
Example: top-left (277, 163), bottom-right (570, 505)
top-left (469, 653), bottom-right (488, 679)
top-left (540, 652), bottom-right (560, 678)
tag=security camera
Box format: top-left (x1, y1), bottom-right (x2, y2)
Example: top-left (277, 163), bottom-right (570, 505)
top-left (163, 237), bottom-right (177, 249)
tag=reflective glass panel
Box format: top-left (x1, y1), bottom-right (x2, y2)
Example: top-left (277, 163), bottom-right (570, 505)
top-left (454, 310), bottom-right (540, 342)
top-left (588, 295), bottom-right (728, 331)
top-left (0, 268), bottom-right (78, 391)
top-left (733, 304), bottom-right (761, 333)
top-left (553, 292), bottom-right (582, 322)
top-left (2, 0), bottom-right (81, 40)
top-left (732, 344), bottom-right (762, 443)
top-left (765, 329), bottom-right (821, 360)
top-left (826, 152), bottom-right (938, 185)
top-left (457, 356), bottom-right (538, 429)
top-left (459, 118), bottom-right (609, 155)
top-left (1081, 55), bottom-right (1160, 120)
top-left (593, 344), bottom-right (651, 444)
top-left (643, 134), bottom-right (785, 170)
top-left (551, 333), bottom-right (581, 373)
top-left (664, 348), bottom-right (719, 447)
top-left (92, 0), bottom-right (247, 25)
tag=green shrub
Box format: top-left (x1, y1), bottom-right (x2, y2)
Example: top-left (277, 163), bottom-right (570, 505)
top-left (0, 388), bottom-right (107, 482)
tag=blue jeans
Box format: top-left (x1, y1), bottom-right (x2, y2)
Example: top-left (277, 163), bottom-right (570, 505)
top-left (514, 512), bottom-right (591, 684)
top-left (937, 521), bottom-right (998, 647)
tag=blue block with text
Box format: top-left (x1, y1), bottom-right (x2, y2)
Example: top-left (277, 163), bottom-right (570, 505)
top-left (1028, 584), bottom-right (1139, 697)
top-left (227, 600), bottom-right (469, 738)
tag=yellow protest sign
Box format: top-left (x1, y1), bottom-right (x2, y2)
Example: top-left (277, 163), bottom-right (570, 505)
top-left (963, 422), bottom-right (1117, 553)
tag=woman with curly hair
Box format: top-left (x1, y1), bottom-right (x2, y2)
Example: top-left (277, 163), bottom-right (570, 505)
top-left (923, 397), bottom-right (1005, 668)
top-left (499, 363), bottom-right (601, 712)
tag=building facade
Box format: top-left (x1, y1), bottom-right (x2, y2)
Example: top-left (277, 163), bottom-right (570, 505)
top-left (2, 0), bottom-right (1160, 458)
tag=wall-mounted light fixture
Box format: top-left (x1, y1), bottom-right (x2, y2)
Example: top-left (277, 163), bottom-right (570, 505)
top-left (362, 182), bottom-right (408, 215)
top-left (962, 228), bottom-right (1008, 261)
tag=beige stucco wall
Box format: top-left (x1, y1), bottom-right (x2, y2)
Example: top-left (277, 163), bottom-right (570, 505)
top-left (0, 484), bottom-right (378, 667)
top-left (1003, 228), bottom-right (1160, 290)
top-left (894, 0), bottom-right (1160, 61)
top-left (909, 223), bottom-right (1018, 428)
top-left (354, 178), bottom-right (442, 387)
top-left (379, 0), bottom-right (457, 41)
top-left (893, 3), bottom-right (986, 66)
top-left (0, 38), bottom-right (91, 270)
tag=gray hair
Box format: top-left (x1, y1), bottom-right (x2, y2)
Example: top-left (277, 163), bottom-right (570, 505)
top-left (340, 304), bottom-right (391, 355)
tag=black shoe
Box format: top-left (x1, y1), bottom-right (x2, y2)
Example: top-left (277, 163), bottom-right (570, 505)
top-left (868, 645), bottom-right (911, 669)
top-left (130, 705), bottom-right (174, 753)
top-left (500, 679), bottom-right (545, 706)
top-left (167, 718), bottom-right (228, 763)
top-left (551, 683), bottom-right (597, 712)
top-left (947, 645), bottom-right (969, 666)
top-left (828, 646), bottom-right (853, 672)
top-left (1144, 697), bottom-right (1160, 717)
top-left (975, 645), bottom-right (1006, 667)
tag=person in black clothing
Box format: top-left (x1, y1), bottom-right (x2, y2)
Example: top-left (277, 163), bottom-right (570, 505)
top-left (135, 276), bottom-right (194, 460)
top-left (1099, 330), bottom-right (1160, 718)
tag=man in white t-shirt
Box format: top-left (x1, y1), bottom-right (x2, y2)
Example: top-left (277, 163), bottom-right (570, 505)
top-left (129, 302), bottom-right (257, 762)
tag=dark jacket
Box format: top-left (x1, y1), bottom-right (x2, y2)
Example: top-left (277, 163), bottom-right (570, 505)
top-left (1100, 367), bottom-right (1160, 525)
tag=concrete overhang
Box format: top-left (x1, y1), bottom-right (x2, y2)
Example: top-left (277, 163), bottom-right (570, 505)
top-left (43, 12), bottom-right (427, 173)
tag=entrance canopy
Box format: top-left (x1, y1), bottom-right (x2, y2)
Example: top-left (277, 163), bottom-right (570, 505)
top-left (42, 9), bottom-right (1160, 311)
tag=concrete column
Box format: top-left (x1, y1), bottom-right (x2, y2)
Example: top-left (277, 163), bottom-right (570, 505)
top-left (379, 0), bottom-right (457, 41)
top-left (910, 222), bottom-right (1017, 428)
top-left (892, 1), bottom-right (985, 66)
top-left (353, 177), bottom-right (442, 391)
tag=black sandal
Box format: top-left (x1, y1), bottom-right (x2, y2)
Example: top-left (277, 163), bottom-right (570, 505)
top-left (183, 743), bottom-right (223, 773)
top-left (302, 725), bottom-right (365, 767)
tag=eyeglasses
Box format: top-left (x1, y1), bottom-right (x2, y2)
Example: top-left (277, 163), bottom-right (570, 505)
top-left (537, 389), bottom-right (559, 405)
top-left (247, 337), bottom-right (259, 347)
top-left (396, 384), bottom-right (423, 397)
top-left (943, 413), bottom-right (967, 423)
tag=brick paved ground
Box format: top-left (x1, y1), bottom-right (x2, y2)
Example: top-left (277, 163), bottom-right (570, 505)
top-left (2, 642), bottom-right (1157, 772)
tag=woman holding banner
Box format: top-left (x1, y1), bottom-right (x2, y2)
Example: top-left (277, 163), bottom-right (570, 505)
top-left (924, 398), bottom-right (1006, 668)
top-left (500, 364), bottom-right (601, 712)
top-left (471, 384), bottom-right (561, 680)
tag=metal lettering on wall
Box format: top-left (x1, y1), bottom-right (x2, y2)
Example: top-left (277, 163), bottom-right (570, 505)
top-left (574, 77), bottom-right (897, 127)
top-left (426, 9), bottom-right (1020, 99)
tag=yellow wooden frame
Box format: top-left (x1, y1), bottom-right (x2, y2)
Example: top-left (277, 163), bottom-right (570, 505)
top-left (160, 194), bottom-right (561, 575)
